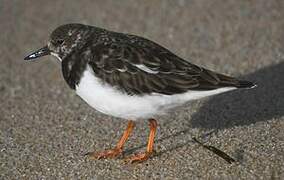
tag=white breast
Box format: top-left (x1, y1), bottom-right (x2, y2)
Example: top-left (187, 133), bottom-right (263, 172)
top-left (75, 65), bottom-right (236, 120)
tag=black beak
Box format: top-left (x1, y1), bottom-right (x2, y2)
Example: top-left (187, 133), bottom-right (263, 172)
top-left (24, 46), bottom-right (50, 60)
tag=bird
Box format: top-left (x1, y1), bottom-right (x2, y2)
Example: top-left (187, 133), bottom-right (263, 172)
top-left (24, 23), bottom-right (256, 163)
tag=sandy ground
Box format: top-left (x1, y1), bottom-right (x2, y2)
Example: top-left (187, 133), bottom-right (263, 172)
top-left (1, 0), bottom-right (284, 179)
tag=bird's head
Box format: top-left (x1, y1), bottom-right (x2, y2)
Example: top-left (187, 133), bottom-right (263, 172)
top-left (24, 23), bottom-right (91, 61)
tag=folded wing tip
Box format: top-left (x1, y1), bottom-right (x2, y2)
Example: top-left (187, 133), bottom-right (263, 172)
top-left (237, 80), bottom-right (257, 89)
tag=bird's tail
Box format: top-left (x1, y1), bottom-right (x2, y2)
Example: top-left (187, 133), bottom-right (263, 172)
top-left (214, 72), bottom-right (257, 89)
top-left (235, 80), bottom-right (257, 89)
top-left (195, 68), bottom-right (257, 90)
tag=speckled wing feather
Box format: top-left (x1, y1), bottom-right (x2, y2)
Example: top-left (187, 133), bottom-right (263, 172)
top-left (88, 35), bottom-right (249, 95)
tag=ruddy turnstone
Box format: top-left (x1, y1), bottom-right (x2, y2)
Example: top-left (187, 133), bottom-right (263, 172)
top-left (24, 24), bottom-right (256, 163)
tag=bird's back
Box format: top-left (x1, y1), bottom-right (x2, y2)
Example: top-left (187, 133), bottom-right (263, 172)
top-left (83, 27), bottom-right (256, 96)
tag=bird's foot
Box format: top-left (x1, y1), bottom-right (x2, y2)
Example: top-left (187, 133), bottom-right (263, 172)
top-left (124, 151), bottom-right (153, 163)
top-left (85, 148), bottom-right (122, 160)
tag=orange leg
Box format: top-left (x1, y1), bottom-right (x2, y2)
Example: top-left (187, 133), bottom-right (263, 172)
top-left (125, 119), bottom-right (157, 163)
top-left (86, 120), bottom-right (134, 160)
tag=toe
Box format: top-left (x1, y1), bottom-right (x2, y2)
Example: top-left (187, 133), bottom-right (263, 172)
top-left (86, 148), bottom-right (122, 160)
top-left (124, 152), bottom-right (151, 163)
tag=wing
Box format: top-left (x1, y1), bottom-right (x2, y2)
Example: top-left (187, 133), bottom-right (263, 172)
top-left (88, 37), bottom-right (247, 95)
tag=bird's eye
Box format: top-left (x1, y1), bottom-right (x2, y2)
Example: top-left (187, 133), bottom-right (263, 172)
top-left (56, 39), bottom-right (64, 45)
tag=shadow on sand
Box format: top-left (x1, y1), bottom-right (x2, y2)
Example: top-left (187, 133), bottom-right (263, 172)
top-left (190, 61), bottom-right (284, 129)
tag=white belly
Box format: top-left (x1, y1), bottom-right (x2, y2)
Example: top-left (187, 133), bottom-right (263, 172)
top-left (75, 65), bottom-right (236, 120)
